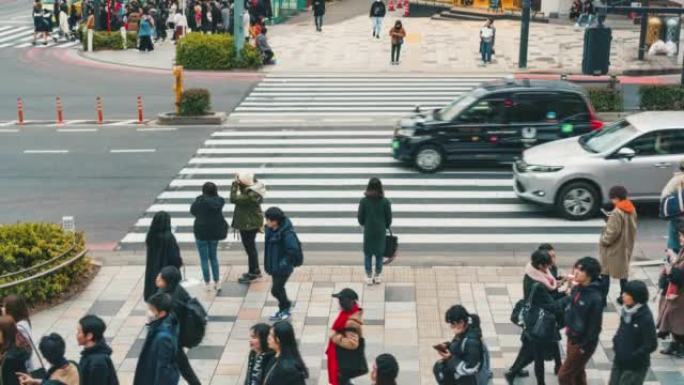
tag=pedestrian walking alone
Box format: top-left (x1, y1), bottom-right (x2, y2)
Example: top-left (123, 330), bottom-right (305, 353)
top-left (658, 224), bottom-right (684, 358)
top-left (327, 288), bottom-right (367, 385)
top-left (357, 177), bottom-right (392, 285)
top-left (231, 172), bottom-right (266, 284)
top-left (371, 354), bottom-right (399, 385)
top-left (433, 305), bottom-right (486, 385)
top-left (264, 207), bottom-right (303, 321)
top-left (479, 19), bottom-right (494, 64)
top-left (191, 181), bottom-right (229, 292)
top-left (133, 293), bottom-right (180, 385)
top-left (144, 211), bottom-right (183, 301)
top-left (599, 186), bottom-right (637, 306)
top-left (389, 20), bottom-right (405, 64)
top-left (312, 0), bottom-right (324, 31)
top-left (264, 322), bottom-right (308, 385)
top-left (609, 280), bottom-right (657, 385)
top-left (245, 323), bottom-right (275, 385)
top-left (0, 316), bottom-right (28, 385)
top-left (558, 257), bottom-right (603, 385)
top-left (369, 0), bottom-right (385, 38)
top-left (77, 315), bottom-right (120, 385)
top-left (17, 333), bottom-right (80, 385)
top-left (2, 295), bottom-right (35, 373)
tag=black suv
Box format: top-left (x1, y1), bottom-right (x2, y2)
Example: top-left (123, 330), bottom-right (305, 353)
top-left (391, 79), bottom-right (603, 172)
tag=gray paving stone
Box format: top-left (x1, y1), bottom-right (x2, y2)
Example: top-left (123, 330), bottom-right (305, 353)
top-left (217, 283), bottom-right (248, 298)
top-left (385, 286), bottom-right (415, 302)
top-left (364, 319), bottom-right (385, 326)
top-left (305, 317), bottom-right (329, 325)
top-left (125, 339), bottom-right (145, 359)
top-left (654, 371), bottom-right (684, 384)
top-left (88, 300), bottom-right (125, 317)
top-left (207, 315), bottom-right (237, 322)
top-left (494, 323), bottom-right (522, 335)
top-left (485, 287), bottom-right (509, 295)
top-left (187, 346), bottom-right (225, 360)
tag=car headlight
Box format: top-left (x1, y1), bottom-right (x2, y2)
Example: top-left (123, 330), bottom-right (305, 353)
top-left (525, 164), bottom-right (564, 173)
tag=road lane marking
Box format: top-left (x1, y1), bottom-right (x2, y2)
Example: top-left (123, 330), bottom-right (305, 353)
top-left (109, 149), bottom-right (156, 153)
top-left (137, 127), bottom-right (178, 132)
top-left (57, 128), bottom-right (98, 133)
top-left (23, 149), bottom-right (69, 154)
top-left (0, 129), bottom-right (19, 133)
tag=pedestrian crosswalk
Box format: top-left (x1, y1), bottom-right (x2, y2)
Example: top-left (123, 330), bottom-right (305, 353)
top-left (120, 128), bottom-right (604, 254)
top-left (227, 74), bottom-right (507, 125)
top-left (0, 25), bottom-right (79, 48)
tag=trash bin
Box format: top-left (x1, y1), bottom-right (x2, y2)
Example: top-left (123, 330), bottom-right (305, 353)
top-left (582, 26), bottom-right (612, 75)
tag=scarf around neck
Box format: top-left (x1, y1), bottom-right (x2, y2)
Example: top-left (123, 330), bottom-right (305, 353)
top-left (525, 262), bottom-right (558, 291)
top-left (621, 303), bottom-right (643, 324)
top-left (326, 303), bottom-right (360, 385)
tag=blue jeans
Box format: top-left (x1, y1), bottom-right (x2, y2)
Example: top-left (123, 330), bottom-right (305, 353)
top-left (314, 15), bottom-right (323, 30)
top-left (481, 40), bottom-right (492, 63)
top-left (372, 16), bottom-right (383, 36)
top-left (196, 239), bottom-right (219, 283)
top-left (365, 253), bottom-right (383, 277)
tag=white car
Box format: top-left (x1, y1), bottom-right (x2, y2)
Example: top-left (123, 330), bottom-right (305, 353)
top-left (514, 111), bottom-right (684, 220)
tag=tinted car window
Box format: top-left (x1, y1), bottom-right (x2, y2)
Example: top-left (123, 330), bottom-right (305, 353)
top-left (510, 93), bottom-right (557, 123)
top-left (627, 130), bottom-right (684, 156)
top-left (456, 97), bottom-right (506, 124)
top-left (555, 93), bottom-right (589, 122)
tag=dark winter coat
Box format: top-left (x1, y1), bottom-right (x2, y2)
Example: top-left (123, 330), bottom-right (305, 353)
top-left (369, 1), bottom-right (386, 17)
top-left (658, 254), bottom-right (684, 335)
top-left (133, 315), bottom-right (179, 385)
top-left (79, 341), bottom-right (119, 385)
top-left (357, 195), bottom-right (392, 256)
top-left (263, 358), bottom-right (307, 385)
top-left (191, 195), bottom-right (228, 241)
top-left (612, 305), bottom-right (657, 370)
top-left (312, 0), bottom-right (325, 16)
top-left (244, 351), bottom-right (276, 385)
top-left (564, 281), bottom-right (604, 351)
top-left (144, 234), bottom-right (182, 301)
top-left (0, 346), bottom-right (28, 385)
top-left (158, 266), bottom-right (191, 326)
top-left (446, 322), bottom-right (484, 385)
top-left (230, 181), bottom-right (265, 231)
top-left (264, 218), bottom-right (299, 276)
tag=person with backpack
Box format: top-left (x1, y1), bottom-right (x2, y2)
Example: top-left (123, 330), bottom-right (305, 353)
top-left (369, 0), bottom-right (385, 38)
top-left (2, 295), bottom-right (35, 372)
top-left (245, 323), bottom-right (275, 385)
top-left (231, 172), bottom-right (267, 285)
top-left (76, 315), bottom-right (119, 385)
top-left (191, 181), bottom-right (229, 292)
top-left (557, 257), bottom-right (604, 385)
top-left (0, 316), bottom-right (28, 385)
top-left (263, 322), bottom-right (308, 385)
top-left (506, 250), bottom-right (564, 385)
top-left (156, 266), bottom-right (203, 385)
top-left (358, 177), bottom-right (392, 286)
top-left (433, 305), bottom-right (488, 385)
top-left (145, 211), bottom-right (183, 301)
top-left (610, 280), bottom-right (657, 385)
top-left (311, 0), bottom-right (324, 32)
top-left (264, 207), bottom-right (302, 322)
top-left (371, 354), bottom-right (399, 385)
top-left (17, 334), bottom-right (79, 385)
top-left (326, 288), bottom-right (366, 385)
top-left (134, 293), bottom-right (180, 385)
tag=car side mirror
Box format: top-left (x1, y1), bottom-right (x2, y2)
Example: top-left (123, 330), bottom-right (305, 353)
top-left (414, 105), bottom-right (421, 113)
top-left (615, 147), bottom-right (636, 159)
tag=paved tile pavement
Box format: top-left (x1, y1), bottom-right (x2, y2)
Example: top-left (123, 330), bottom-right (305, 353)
top-left (30, 263), bottom-right (684, 385)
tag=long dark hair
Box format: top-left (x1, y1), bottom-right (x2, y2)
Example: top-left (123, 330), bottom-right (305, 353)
top-left (146, 211), bottom-right (173, 246)
top-left (272, 321), bottom-right (308, 378)
top-left (251, 323), bottom-right (271, 353)
top-left (0, 316), bottom-right (18, 358)
top-left (2, 295), bottom-right (30, 327)
top-left (365, 177), bottom-right (384, 199)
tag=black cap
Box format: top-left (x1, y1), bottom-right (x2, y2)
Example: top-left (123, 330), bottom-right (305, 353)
top-left (376, 354), bottom-right (399, 380)
top-left (332, 288), bottom-right (358, 301)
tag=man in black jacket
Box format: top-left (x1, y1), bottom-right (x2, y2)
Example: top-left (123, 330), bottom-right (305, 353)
top-left (609, 280), bottom-right (657, 385)
top-left (558, 257), bottom-right (603, 385)
top-left (77, 315), bottom-right (120, 385)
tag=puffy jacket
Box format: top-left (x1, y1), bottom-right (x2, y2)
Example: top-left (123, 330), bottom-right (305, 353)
top-left (133, 315), bottom-right (179, 385)
top-left (230, 181), bottom-right (265, 231)
top-left (264, 218), bottom-right (299, 276)
top-left (447, 321), bottom-right (484, 385)
top-left (191, 195), bottom-right (228, 240)
top-left (612, 305), bottom-right (657, 369)
top-left (564, 281), bottom-right (603, 351)
top-left (312, 0), bottom-right (325, 16)
top-left (80, 341), bottom-right (119, 385)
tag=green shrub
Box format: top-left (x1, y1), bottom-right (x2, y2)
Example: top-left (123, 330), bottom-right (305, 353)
top-left (180, 88), bottom-right (212, 116)
top-left (235, 45), bottom-right (263, 69)
top-left (588, 88), bottom-right (622, 112)
top-left (639, 86), bottom-right (684, 111)
top-left (80, 29), bottom-right (137, 51)
top-left (0, 223), bottom-right (90, 306)
top-left (176, 32), bottom-right (262, 70)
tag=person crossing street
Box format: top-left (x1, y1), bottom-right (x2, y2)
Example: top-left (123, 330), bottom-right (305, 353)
top-left (231, 172), bottom-right (267, 284)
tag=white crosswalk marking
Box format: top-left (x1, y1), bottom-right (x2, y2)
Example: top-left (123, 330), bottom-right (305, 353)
top-left (227, 74), bottom-right (508, 125)
top-left (120, 128), bottom-right (603, 252)
top-left (0, 25), bottom-right (78, 48)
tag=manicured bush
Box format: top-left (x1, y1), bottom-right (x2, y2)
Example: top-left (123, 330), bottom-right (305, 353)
top-left (639, 86), bottom-right (684, 111)
top-left (0, 223), bottom-right (91, 306)
top-left (175, 32), bottom-right (263, 70)
top-left (180, 88), bottom-right (212, 116)
top-left (588, 88), bottom-right (622, 112)
top-left (80, 28), bottom-right (137, 51)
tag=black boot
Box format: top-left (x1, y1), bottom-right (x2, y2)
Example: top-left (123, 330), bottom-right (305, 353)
top-left (504, 371), bottom-right (516, 385)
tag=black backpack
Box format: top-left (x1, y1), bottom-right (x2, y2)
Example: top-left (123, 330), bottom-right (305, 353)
top-left (179, 297), bottom-right (208, 348)
top-left (284, 230), bottom-right (304, 267)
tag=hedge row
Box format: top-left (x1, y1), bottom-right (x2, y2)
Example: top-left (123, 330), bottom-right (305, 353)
top-left (639, 86), bottom-right (684, 111)
top-left (175, 33), bottom-right (262, 70)
top-left (79, 29), bottom-right (138, 51)
top-left (588, 88), bottom-right (622, 113)
top-left (180, 88), bottom-right (212, 116)
top-left (0, 223), bottom-right (90, 305)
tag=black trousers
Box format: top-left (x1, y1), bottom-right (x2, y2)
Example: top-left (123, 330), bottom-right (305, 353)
top-left (600, 275), bottom-right (627, 305)
top-left (510, 338), bottom-right (561, 385)
top-left (240, 229), bottom-right (260, 275)
top-left (177, 344), bottom-right (201, 385)
top-left (271, 273), bottom-right (292, 311)
top-left (391, 43), bottom-right (401, 62)
top-left (138, 35), bottom-right (154, 51)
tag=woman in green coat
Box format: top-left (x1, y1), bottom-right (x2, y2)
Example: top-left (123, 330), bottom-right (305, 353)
top-left (231, 172), bottom-right (267, 284)
top-left (357, 177), bottom-right (392, 286)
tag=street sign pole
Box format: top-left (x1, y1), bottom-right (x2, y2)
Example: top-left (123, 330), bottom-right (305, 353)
top-left (234, 0), bottom-right (245, 60)
top-left (637, 0), bottom-right (649, 60)
top-left (518, 0), bottom-right (531, 68)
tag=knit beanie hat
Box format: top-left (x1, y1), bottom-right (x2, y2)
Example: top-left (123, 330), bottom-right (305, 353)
top-left (238, 172), bottom-right (255, 186)
top-left (375, 354), bottom-right (399, 381)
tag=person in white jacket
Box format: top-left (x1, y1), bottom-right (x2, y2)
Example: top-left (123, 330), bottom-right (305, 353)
top-left (242, 8), bottom-right (250, 42)
top-left (58, 4), bottom-right (70, 41)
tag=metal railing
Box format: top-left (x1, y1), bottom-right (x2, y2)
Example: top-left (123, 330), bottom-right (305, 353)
top-left (0, 246), bottom-right (88, 291)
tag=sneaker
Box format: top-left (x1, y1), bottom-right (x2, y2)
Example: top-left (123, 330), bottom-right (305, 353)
top-left (214, 281), bottom-right (222, 292)
top-left (269, 310), bottom-right (282, 321)
top-left (366, 276), bottom-right (374, 286)
top-left (279, 308), bottom-right (292, 321)
top-left (374, 274), bottom-right (383, 284)
top-left (204, 282), bottom-right (212, 291)
top-left (661, 342), bottom-right (681, 356)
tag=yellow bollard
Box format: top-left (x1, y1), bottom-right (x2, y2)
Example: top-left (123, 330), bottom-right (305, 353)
top-left (646, 16), bottom-right (663, 47)
top-left (173, 65), bottom-right (184, 115)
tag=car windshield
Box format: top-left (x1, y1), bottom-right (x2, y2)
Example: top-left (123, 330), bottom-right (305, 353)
top-left (436, 90), bottom-right (484, 121)
top-left (580, 120), bottom-right (638, 153)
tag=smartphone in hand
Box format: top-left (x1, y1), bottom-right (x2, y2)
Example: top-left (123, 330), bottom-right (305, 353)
top-left (433, 343), bottom-right (449, 354)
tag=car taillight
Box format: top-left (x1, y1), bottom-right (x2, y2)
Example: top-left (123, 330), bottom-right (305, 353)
top-left (590, 118), bottom-right (604, 130)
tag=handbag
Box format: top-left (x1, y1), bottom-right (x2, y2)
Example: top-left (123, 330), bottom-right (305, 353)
top-left (18, 325), bottom-right (47, 379)
top-left (523, 284), bottom-right (559, 342)
top-left (336, 336), bottom-right (368, 379)
top-left (383, 228), bottom-right (398, 265)
top-left (510, 283), bottom-right (540, 327)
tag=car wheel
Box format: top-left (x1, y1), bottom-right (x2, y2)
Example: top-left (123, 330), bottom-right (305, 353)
top-left (414, 145), bottom-right (443, 173)
top-left (556, 181), bottom-right (599, 221)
